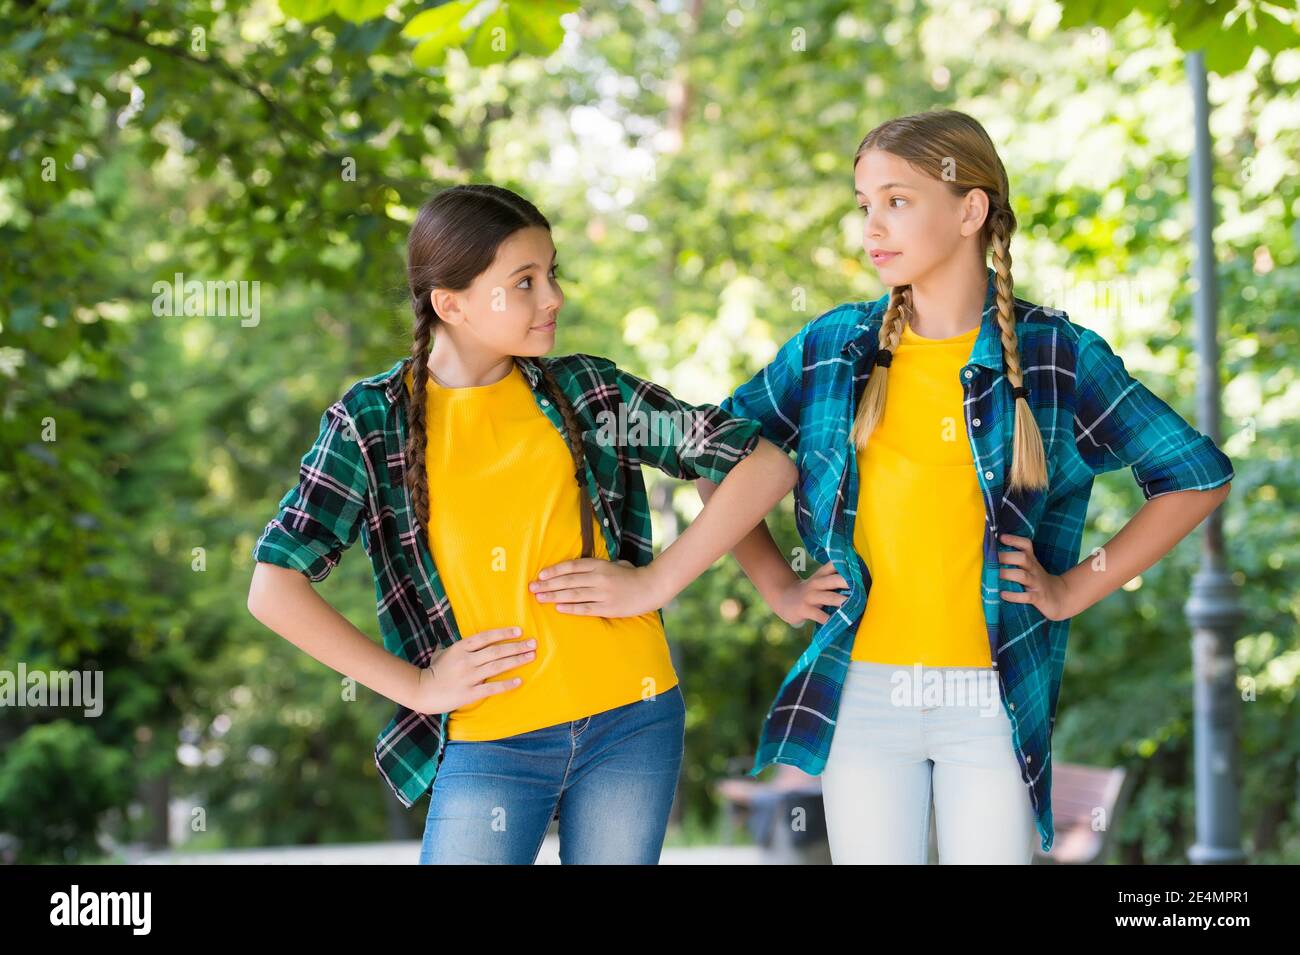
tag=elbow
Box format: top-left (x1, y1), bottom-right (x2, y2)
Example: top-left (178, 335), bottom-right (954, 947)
top-left (777, 448), bottom-right (798, 493)
top-left (1213, 479), bottom-right (1232, 504)
top-left (247, 561), bottom-right (278, 621)
top-left (743, 437), bottom-right (798, 491)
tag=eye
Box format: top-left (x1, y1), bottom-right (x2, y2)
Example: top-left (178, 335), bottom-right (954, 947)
top-left (859, 197), bottom-right (907, 214)
top-left (517, 265), bottom-right (560, 290)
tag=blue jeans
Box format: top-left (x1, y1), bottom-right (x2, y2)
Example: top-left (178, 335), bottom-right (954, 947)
top-left (419, 684), bottom-right (686, 864)
top-left (820, 661), bottom-right (1037, 864)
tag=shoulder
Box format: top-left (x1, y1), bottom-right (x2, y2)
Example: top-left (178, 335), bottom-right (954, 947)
top-left (769, 297), bottom-right (884, 363)
top-left (1005, 292), bottom-right (1096, 361)
top-left (335, 357), bottom-right (408, 433)
top-left (806, 297), bottom-right (882, 342)
top-left (538, 352), bottom-right (615, 378)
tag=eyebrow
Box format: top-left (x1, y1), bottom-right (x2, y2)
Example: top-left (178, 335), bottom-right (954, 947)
top-left (507, 251), bottom-right (559, 277)
top-left (855, 182), bottom-right (915, 197)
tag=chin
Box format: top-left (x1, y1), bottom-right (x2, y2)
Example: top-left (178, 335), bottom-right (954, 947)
top-left (517, 336), bottom-right (555, 357)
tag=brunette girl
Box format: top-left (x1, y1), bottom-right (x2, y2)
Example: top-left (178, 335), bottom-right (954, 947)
top-left (248, 183), bottom-right (796, 864)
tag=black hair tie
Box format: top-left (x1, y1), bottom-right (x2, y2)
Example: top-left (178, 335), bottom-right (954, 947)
top-left (874, 348), bottom-right (893, 368)
top-left (1011, 384), bottom-right (1030, 402)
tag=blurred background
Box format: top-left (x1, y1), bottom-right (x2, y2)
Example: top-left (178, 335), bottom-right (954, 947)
top-left (0, 0), bottom-right (1296, 864)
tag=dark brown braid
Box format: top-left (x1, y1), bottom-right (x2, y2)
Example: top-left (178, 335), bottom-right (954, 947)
top-left (536, 358), bottom-right (596, 552)
top-left (403, 291), bottom-right (437, 543)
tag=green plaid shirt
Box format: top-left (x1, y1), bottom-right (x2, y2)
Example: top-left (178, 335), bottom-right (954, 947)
top-left (720, 266), bottom-right (1235, 853)
top-left (252, 353), bottom-right (762, 807)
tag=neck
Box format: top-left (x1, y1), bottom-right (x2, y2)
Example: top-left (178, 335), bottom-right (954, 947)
top-left (426, 331), bottom-right (515, 388)
top-left (904, 256), bottom-right (988, 339)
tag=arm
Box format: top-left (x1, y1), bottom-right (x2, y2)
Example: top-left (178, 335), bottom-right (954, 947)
top-left (529, 358), bottom-right (800, 616)
top-left (247, 399), bottom-right (428, 707)
top-left (248, 400), bottom-right (534, 712)
top-left (641, 438), bottom-right (798, 606)
top-left (1057, 484), bottom-right (1229, 617)
top-left (694, 477), bottom-right (847, 626)
top-left (248, 561), bottom-right (426, 710)
top-left (997, 325), bottom-right (1235, 620)
top-left (694, 320), bottom-right (850, 625)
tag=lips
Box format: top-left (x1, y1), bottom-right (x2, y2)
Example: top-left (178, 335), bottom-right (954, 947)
top-left (533, 319), bottom-right (557, 331)
top-left (870, 250), bottom-right (900, 263)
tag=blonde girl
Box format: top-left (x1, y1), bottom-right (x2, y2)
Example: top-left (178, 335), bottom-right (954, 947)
top-left (699, 110), bottom-right (1234, 863)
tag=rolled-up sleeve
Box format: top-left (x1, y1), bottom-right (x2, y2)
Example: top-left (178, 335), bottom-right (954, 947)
top-left (1073, 327), bottom-right (1234, 500)
top-left (608, 366), bottom-right (763, 484)
top-left (718, 323), bottom-right (808, 456)
top-left (251, 399), bottom-right (370, 581)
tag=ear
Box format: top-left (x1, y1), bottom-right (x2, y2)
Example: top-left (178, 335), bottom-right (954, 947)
top-left (961, 188), bottom-right (990, 238)
top-left (431, 287), bottom-right (466, 327)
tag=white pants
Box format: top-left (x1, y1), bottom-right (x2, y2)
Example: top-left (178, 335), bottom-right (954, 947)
top-left (821, 660), bottom-right (1037, 864)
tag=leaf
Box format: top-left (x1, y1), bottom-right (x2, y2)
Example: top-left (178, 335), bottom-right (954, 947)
top-left (466, 5), bottom-right (513, 66)
top-left (279, 0), bottom-right (335, 22)
top-left (507, 0), bottom-right (576, 56)
top-left (334, 0), bottom-right (392, 22)
top-left (401, 0), bottom-right (475, 39)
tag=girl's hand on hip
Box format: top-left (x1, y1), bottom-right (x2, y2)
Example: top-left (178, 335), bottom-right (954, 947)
top-left (409, 627), bottom-right (535, 715)
top-left (773, 560), bottom-right (849, 626)
top-left (997, 533), bottom-right (1074, 621)
top-left (529, 557), bottom-right (664, 617)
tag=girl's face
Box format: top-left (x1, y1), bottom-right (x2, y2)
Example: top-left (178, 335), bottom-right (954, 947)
top-left (853, 148), bottom-right (988, 288)
top-left (431, 225), bottom-right (563, 357)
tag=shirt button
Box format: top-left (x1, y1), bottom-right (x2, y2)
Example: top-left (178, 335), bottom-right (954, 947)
top-left (540, 398), bottom-right (550, 406)
top-left (984, 470), bottom-right (994, 480)
top-left (972, 417), bottom-right (981, 427)
top-left (1009, 702), bottom-right (1015, 710)
top-left (602, 518), bottom-right (609, 526)
top-left (1026, 754), bottom-right (1033, 763)
top-left (964, 369), bottom-right (973, 379)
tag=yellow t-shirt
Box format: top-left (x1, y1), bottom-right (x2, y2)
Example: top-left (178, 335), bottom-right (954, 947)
top-left (408, 362), bottom-right (679, 741)
top-left (850, 320), bottom-right (992, 666)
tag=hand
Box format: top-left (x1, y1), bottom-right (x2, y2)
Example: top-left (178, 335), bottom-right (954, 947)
top-left (528, 558), bottom-right (666, 618)
top-left (408, 626), bottom-right (536, 715)
top-left (998, 533), bottom-right (1075, 621)
top-left (771, 561), bottom-right (849, 626)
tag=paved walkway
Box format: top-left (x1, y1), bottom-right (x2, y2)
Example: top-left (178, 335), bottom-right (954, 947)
top-left (129, 833), bottom-right (765, 864)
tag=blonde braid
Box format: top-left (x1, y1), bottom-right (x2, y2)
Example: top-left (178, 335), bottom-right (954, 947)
top-left (990, 213), bottom-right (1048, 491)
top-left (851, 284), bottom-right (913, 449)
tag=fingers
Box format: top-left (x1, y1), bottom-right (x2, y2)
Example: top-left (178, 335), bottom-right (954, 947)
top-left (469, 637), bottom-right (537, 665)
top-left (811, 562), bottom-right (848, 589)
top-left (466, 626), bottom-right (525, 648)
top-left (472, 674), bottom-right (525, 698)
top-left (998, 567), bottom-right (1031, 586)
top-left (534, 586), bottom-right (600, 604)
top-left (530, 566), bottom-right (601, 594)
top-left (478, 650), bottom-right (535, 677)
top-left (535, 558), bottom-right (600, 581)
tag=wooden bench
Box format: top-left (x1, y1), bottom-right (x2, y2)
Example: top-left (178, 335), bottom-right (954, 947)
top-left (715, 762), bottom-right (831, 864)
top-left (1031, 763), bottom-right (1131, 864)
top-left (716, 760), bottom-right (1130, 864)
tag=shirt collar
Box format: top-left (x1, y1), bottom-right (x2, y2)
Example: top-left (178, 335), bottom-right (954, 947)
top-left (379, 354), bottom-right (545, 405)
top-left (843, 265), bottom-right (1005, 374)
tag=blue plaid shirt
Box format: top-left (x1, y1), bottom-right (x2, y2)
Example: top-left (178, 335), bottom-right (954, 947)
top-left (719, 265), bottom-right (1234, 852)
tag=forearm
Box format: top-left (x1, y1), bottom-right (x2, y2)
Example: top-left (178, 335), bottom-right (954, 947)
top-left (687, 459), bottom-right (802, 605)
top-left (1060, 484), bottom-right (1231, 617)
top-left (646, 440), bottom-right (797, 604)
top-left (247, 562), bottom-right (422, 710)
